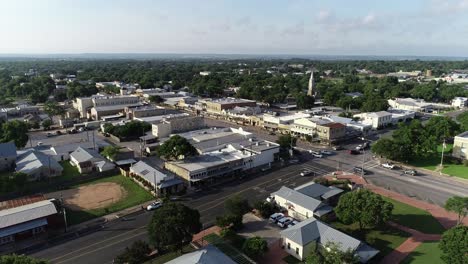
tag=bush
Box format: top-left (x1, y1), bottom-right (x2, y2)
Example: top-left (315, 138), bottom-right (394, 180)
top-left (216, 214), bottom-right (243, 230)
top-left (463, 160), bottom-right (468, 167)
top-left (242, 236), bottom-right (268, 258)
top-left (253, 201), bottom-right (276, 219)
top-left (314, 177), bottom-right (329, 185)
top-left (219, 228), bottom-right (236, 238)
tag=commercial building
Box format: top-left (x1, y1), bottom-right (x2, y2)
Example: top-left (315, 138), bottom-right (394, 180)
top-left (263, 112), bottom-right (311, 134)
top-left (152, 115), bottom-right (205, 138)
top-left (0, 196), bottom-right (62, 246)
top-left (353, 111), bottom-right (392, 129)
top-left (124, 105), bottom-right (174, 119)
top-left (388, 98), bottom-right (452, 112)
top-left (453, 131), bottom-right (468, 160)
top-left (315, 122), bottom-right (346, 142)
top-left (129, 161), bottom-right (184, 196)
top-left (0, 142), bottom-right (17, 172)
top-left (280, 218), bottom-right (378, 262)
top-left (202, 98), bottom-right (257, 115)
top-left (290, 117), bottom-right (329, 138)
top-left (73, 95), bottom-right (142, 119)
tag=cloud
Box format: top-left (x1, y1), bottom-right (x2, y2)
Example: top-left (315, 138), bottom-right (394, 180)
top-left (316, 10), bottom-right (332, 23)
top-left (281, 21), bottom-right (305, 36)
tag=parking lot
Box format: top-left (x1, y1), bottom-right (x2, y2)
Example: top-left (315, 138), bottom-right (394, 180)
top-left (238, 213), bottom-right (283, 245)
top-left (27, 129), bottom-right (106, 147)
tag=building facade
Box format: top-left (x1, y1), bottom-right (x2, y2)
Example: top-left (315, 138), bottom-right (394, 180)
top-left (453, 131), bottom-right (468, 160)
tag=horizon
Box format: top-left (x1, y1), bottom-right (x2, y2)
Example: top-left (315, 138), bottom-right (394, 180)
top-left (1, 0), bottom-right (468, 56)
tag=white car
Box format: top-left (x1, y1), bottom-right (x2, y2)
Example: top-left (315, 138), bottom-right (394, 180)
top-left (320, 150), bottom-right (333, 155)
top-left (277, 217), bottom-right (293, 228)
top-left (146, 201), bottom-right (163, 211)
top-left (312, 153), bottom-right (323, 158)
top-left (382, 163), bottom-right (395, 169)
top-left (266, 196), bottom-right (274, 203)
top-left (300, 170), bottom-right (313, 177)
top-left (356, 145), bottom-right (363, 151)
top-left (269, 213), bottom-right (284, 223)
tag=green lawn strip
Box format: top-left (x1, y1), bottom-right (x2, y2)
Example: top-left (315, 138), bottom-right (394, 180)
top-left (382, 197), bottom-right (446, 234)
top-left (66, 174), bottom-right (153, 225)
top-left (147, 245), bottom-right (195, 264)
top-left (330, 221), bottom-right (410, 259)
top-left (401, 241), bottom-right (443, 264)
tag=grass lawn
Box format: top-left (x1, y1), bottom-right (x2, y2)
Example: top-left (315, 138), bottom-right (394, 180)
top-left (60, 161), bottom-right (80, 180)
top-left (66, 174), bottom-right (153, 225)
top-left (382, 197), bottom-right (446, 234)
top-left (147, 245), bottom-right (195, 264)
top-left (330, 221), bottom-right (410, 260)
top-left (401, 241), bottom-right (443, 264)
top-left (408, 144), bottom-right (468, 179)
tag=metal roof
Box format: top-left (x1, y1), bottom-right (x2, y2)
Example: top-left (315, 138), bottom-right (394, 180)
top-left (130, 160), bottom-right (173, 187)
top-left (16, 150), bottom-right (63, 175)
top-left (70, 147), bottom-right (103, 163)
top-left (0, 141), bottom-right (17, 157)
top-left (0, 200), bottom-right (57, 229)
top-left (295, 182), bottom-right (343, 200)
top-left (272, 186), bottom-right (324, 212)
top-left (166, 245), bottom-right (236, 264)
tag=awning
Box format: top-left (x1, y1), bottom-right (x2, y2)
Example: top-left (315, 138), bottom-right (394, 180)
top-left (115, 159), bottom-right (137, 166)
top-left (313, 205), bottom-right (333, 217)
top-left (0, 218), bottom-right (47, 238)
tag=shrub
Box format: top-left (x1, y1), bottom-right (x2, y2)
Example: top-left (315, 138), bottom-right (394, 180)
top-left (253, 201), bottom-right (276, 219)
top-left (242, 236), bottom-right (268, 258)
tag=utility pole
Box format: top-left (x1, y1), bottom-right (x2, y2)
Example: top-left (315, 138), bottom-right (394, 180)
top-left (153, 171), bottom-right (157, 197)
top-left (92, 130), bottom-right (96, 150)
top-left (439, 138), bottom-right (446, 175)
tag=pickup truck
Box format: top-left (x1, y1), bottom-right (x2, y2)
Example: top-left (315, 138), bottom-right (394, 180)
top-left (381, 163), bottom-right (395, 169)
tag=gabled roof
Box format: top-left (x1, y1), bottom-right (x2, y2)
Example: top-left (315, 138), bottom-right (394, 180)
top-left (295, 182), bottom-right (343, 200)
top-left (130, 161), bottom-right (169, 186)
top-left (0, 199), bottom-right (58, 229)
top-left (166, 245), bottom-right (236, 264)
top-left (272, 186), bottom-right (323, 212)
top-left (0, 141), bottom-right (17, 157)
top-left (16, 150), bottom-right (63, 175)
top-left (70, 147), bottom-right (103, 163)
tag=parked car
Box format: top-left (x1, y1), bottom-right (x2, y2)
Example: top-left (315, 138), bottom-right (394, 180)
top-left (355, 145), bottom-right (363, 151)
top-left (353, 166), bottom-right (367, 175)
top-left (46, 132), bottom-right (53, 137)
top-left (312, 153), bottom-right (323, 158)
top-left (300, 170), bottom-right (313, 177)
top-left (349, 149), bottom-right (360, 155)
top-left (269, 213), bottom-right (284, 223)
top-left (266, 196), bottom-right (275, 203)
top-left (277, 217), bottom-right (293, 228)
top-left (309, 150), bottom-right (320, 155)
top-left (381, 163), bottom-right (395, 169)
top-left (146, 201), bottom-right (163, 211)
top-left (56, 130), bottom-right (62, 135)
top-left (287, 220), bottom-right (299, 228)
top-left (320, 150), bottom-right (333, 155)
top-left (403, 169), bottom-right (417, 176)
top-left (332, 145), bottom-right (343, 150)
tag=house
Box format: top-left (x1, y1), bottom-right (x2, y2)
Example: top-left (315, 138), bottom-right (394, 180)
top-left (452, 131), bottom-right (468, 160)
top-left (0, 196), bottom-right (62, 246)
top-left (452, 97), bottom-right (468, 109)
top-left (166, 245), bottom-right (235, 264)
top-left (16, 150), bottom-right (63, 180)
top-left (0, 142), bottom-right (17, 172)
top-left (271, 186), bottom-right (334, 220)
top-left (280, 218), bottom-right (379, 262)
top-left (129, 161), bottom-right (184, 196)
top-left (353, 111), bottom-right (392, 129)
top-left (69, 147), bottom-right (115, 173)
top-left (294, 182), bottom-right (343, 204)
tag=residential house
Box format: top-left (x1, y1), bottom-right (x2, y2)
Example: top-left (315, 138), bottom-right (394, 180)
top-left (129, 161), bottom-right (184, 196)
top-left (69, 147), bottom-right (115, 173)
top-left (294, 182), bottom-right (344, 205)
top-left (453, 131), bottom-right (468, 160)
top-left (166, 245), bottom-right (235, 264)
top-left (0, 196), bottom-right (62, 246)
top-left (280, 218), bottom-right (379, 262)
top-left (452, 97), bottom-right (468, 109)
top-left (0, 142), bottom-right (17, 172)
top-left (16, 150), bottom-right (63, 180)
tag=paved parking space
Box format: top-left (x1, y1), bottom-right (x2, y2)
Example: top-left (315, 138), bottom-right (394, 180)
top-left (238, 213), bottom-right (283, 245)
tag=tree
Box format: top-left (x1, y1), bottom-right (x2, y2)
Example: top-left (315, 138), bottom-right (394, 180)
top-left (148, 202), bottom-right (201, 252)
top-left (320, 242), bottom-right (360, 264)
top-left (12, 172), bottom-right (28, 189)
top-left (101, 145), bottom-right (120, 161)
top-left (156, 135), bottom-right (198, 160)
top-left (305, 250), bottom-right (323, 264)
top-left (43, 101), bottom-right (65, 117)
top-left (444, 196), bottom-right (468, 225)
top-left (335, 189), bottom-right (393, 231)
top-left (225, 195), bottom-right (251, 216)
top-left (242, 236), bottom-right (268, 258)
top-left (276, 134), bottom-right (297, 149)
top-left (439, 225), bottom-right (468, 264)
top-left (114, 240), bottom-right (151, 264)
top-left (0, 254), bottom-right (48, 264)
top-left (216, 214), bottom-right (243, 230)
top-left (253, 200), bottom-right (276, 219)
top-left (1, 120), bottom-right (29, 148)
top-left (296, 94), bottom-right (315, 109)
top-left (148, 95), bottom-right (164, 104)
top-left (425, 116), bottom-right (460, 142)
top-left (42, 119), bottom-right (53, 130)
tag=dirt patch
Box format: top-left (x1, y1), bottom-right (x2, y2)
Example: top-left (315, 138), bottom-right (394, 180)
top-left (47, 182), bottom-right (127, 210)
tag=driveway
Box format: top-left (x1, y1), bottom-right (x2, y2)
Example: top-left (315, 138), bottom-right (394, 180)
top-left (238, 213), bottom-right (282, 245)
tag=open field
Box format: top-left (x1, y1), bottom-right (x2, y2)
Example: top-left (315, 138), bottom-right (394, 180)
top-left (382, 197), bottom-right (446, 234)
top-left (46, 174), bottom-right (153, 225)
top-left (402, 241), bottom-right (443, 264)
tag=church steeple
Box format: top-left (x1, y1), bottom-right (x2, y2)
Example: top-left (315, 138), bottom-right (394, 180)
top-left (307, 70), bottom-right (315, 96)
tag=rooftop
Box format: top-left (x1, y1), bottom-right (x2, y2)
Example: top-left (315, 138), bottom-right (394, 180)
top-left (456, 131), bottom-right (468, 139)
top-left (321, 122), bottom-right (346, 129)
top-left (0, 141), bottom-right (17, 157)
top-left (166, 245), bottom-right (235, 264)
top-left (272, 186), bottom-right (324, 213)
top-left (209, 97), bottom-right (256, 105)
top-left (0, 199), bottom-right (58, 229)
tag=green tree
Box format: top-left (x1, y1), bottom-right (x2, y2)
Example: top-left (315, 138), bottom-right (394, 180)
top-left (335, 189), bottom-right (393, 231)
top-left (148, 202), bottom-right (201, 252)
top-left (457, 111), bottom-right (468, 131)
top-left (296, 94), bottom-right (315, 109)
top-left (276, 134), bottom-right (297, 149)
top-left (444, 196), bottom-right (468, 225)
top-left (305, 250), bottom-right (323, 264)
top-left (320, 242), bottom-right (360, 264)
top-left (43, 101), bottom-right (65, 117)
top-left (439, 225), bottom-right (468, 264)
top-left (156, 135), bottom-right (198, 160)
top-left (42, 119), bottom-right (53, 130)
top-left (0, 254), bottom-right (48, 264)
top-left (216, 214), bottom-right (243, 230)
top-left (253, 200), bottom-right (276, 219)
top-left (148, 95), bottom-right (164, 104)
top-left (1, 120), bottom-right (29, 148)
top-left (114, 240), bottom-right (151, 264)
top-left (225, 195), bottom-right (251, 216)
top-left (425, 116), bottom-right (460, 142)
top-left (242, 236), bottom-right (268, 258)
top-left (100, 145), bottom-right (120, 161)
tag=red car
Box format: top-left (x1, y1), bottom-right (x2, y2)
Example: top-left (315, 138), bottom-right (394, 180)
top-left (349, 149), bottom-right (360, 155)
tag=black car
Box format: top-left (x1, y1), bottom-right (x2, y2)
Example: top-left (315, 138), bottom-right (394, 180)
top-left (353, 167), bottom-right (367, 175)
top-left (349, 149), bottom-right (360, 155)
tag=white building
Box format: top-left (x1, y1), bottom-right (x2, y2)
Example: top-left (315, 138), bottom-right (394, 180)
top-left (353, 111), bottom-right (392, 129)
top-left (452, 97), bottom-right (468, 109)
top-left (74, 94), bottom-right (141, 119)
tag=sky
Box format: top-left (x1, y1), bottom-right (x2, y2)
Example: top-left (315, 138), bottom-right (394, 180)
top-left (1, 0), bottom-right (468, 56)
